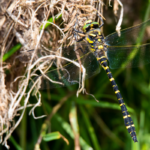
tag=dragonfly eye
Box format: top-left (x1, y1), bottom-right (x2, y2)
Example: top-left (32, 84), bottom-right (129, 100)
top-left (84, 20), bottom-right (93, 26)
top-left (83, 21), bottom-right (99, 33)
top-left (83, 20), bottom-right (93, 32)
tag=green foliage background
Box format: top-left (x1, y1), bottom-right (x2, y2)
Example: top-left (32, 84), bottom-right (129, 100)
top-left (1, 0), bottom-right (150, 150)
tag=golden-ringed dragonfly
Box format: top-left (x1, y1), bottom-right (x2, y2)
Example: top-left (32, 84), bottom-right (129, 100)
top-left (31, 17), bottom-right (150, 142)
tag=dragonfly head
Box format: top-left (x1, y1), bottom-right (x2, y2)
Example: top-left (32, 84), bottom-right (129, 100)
top-left (83, 20), bottom-right (99, 33)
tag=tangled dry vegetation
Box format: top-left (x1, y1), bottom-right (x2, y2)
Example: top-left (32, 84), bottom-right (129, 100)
top-left (0, 0), bottom-right (123, 148)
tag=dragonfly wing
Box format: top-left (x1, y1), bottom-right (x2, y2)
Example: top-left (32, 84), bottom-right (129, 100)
top-left (30, 41), bottom-right (100, 89)
top-left (105, 19), bottom-right (150, 46)
top-left (107, 44), bottom-right (150, 69)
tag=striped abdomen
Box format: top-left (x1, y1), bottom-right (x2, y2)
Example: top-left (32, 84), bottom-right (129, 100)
top-left (98, 56), bottom-right (138, 142)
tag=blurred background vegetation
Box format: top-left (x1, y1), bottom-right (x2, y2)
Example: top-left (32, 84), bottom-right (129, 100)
top-left (1, 0), bottom-right (150, 150)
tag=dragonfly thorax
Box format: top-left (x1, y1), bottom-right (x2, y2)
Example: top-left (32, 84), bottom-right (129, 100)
top-left (85, 28), bottom-right (106, 58)
top-left (83, 20), bottom-right (99, 33)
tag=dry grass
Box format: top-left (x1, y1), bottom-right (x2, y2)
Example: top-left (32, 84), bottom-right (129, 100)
top-left (0, 0), bottom-right (123, 148)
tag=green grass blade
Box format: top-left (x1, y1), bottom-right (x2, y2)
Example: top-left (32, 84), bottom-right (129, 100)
top-left (40, 13), bottom-right (62, 30)
top-left (56, 113), bottom-right (93, 150)
top-left (79, 106), bottom-right (101, 150)
top-left (76, 98), bottom-right (134, 113)
top-left (43, 131), bottom-right (69, 145)
top-left (9, 136), bottom-right (22, 150)
top-left (69, 101), bottom-right (80, 134)
top-left (43, 101), bottom-right (93, 150)
top-left (43, 132), bottom-right (61, 141)
top-left (2, 43), bottom-right (22, 61)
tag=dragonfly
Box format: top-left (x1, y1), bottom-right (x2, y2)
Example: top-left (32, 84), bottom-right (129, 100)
top-left (31, 17), bottom-right (150, 142)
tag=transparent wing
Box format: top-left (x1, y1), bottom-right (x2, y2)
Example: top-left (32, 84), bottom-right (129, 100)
top-left (107, 44), bottom-right (150, 69)
top-left (105, 19), bottom-right (150, 46)
top-left (30, 41), bottom-right (100, 89)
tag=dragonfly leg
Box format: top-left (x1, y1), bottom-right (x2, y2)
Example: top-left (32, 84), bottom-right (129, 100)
top-left (75, 36), bottom-right (85, 42)
top-left (73, 16), bottom-right (85, 35)
top-left (96, 12), bottom-right (104, 28)
top-left (97, 56), bottom-right (138, 142)
top-left (74, 47), bottom-right (87, 55)
top-left (73, 23), bottom-right (85, 42)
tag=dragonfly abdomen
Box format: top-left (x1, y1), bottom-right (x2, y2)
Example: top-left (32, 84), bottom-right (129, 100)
top-left (98, 56), bottom-right (138, 142)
